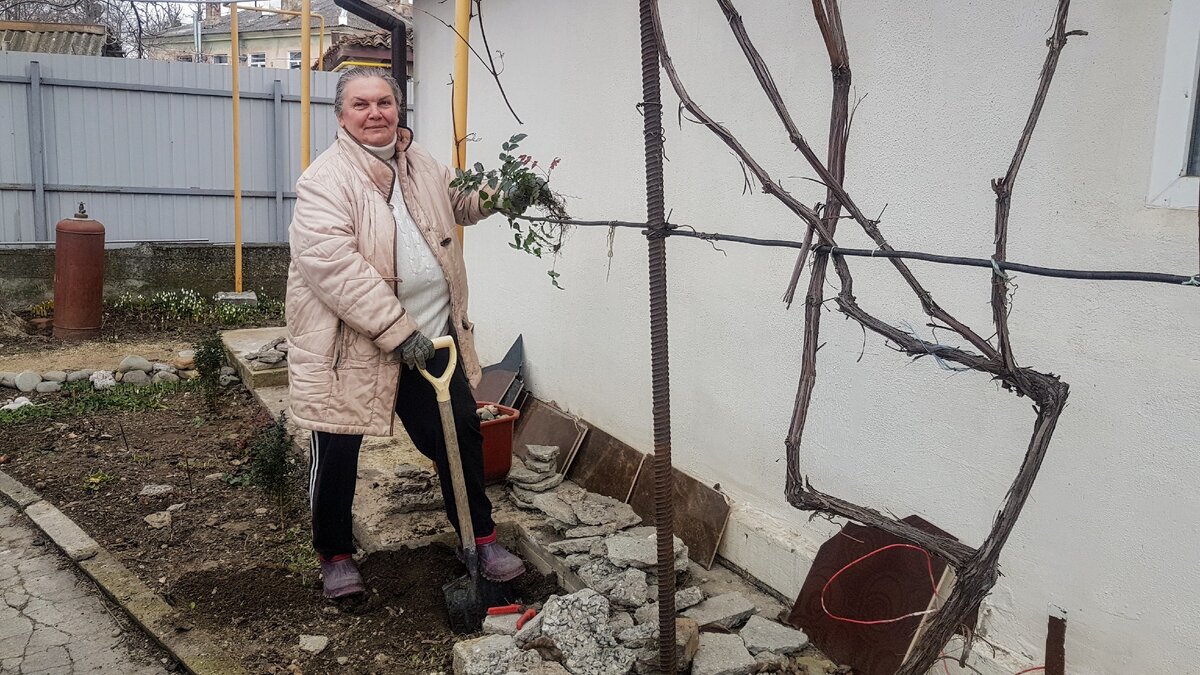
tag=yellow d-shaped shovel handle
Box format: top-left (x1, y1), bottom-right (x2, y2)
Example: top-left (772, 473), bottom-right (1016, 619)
top-left (416, 335), bottom-right (457, 402)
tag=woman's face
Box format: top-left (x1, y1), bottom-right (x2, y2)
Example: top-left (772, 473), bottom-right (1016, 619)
top-left (338, 77), bottom-right (399, 147)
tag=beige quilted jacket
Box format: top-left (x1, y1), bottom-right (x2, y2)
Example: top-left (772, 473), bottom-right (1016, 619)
top-left (286, 127), bottom-right (489, 436)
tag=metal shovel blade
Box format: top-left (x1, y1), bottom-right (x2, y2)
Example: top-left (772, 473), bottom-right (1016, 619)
top-left (443, 572), bottom-right (484, 634)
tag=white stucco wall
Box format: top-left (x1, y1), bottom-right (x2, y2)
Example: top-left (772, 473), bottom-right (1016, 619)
top-left (413, 1), bottom-right (1200, 672)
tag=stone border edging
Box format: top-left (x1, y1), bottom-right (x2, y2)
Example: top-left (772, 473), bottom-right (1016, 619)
top-left (0, 469), bottom-right (248, 675)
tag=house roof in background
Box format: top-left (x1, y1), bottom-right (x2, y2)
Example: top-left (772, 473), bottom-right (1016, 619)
top-left (153, 0), bottom-right (395, 40)
top-left (0, 20), bottom-right (114, 56)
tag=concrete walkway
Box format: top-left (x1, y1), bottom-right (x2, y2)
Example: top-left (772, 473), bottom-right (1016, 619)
top-left (0, 504), bottom-right (169, 675)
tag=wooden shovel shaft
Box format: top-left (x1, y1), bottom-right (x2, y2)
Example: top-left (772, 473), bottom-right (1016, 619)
top-left (438, 397), bottom-right (477, 558)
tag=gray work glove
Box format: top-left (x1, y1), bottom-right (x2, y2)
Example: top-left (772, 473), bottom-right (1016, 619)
top-left (397, 331), bottom-right (435, 370)
top-left (508, 177), bottom-right (549, 213)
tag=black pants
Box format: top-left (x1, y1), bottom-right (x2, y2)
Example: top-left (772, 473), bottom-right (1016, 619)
top-left (308, 347), bottom-right (494, 559)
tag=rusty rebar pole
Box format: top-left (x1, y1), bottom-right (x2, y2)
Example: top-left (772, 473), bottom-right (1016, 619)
top-left (639, 0), bottom-right (677, 671)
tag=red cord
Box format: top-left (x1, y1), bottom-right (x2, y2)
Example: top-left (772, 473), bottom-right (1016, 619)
top-left (820, 543), bottom-right (939, 625)
top-left (823, 542), bottom-right (1046, 675)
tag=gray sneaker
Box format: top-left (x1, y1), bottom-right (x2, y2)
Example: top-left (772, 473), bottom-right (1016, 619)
top-left (478, 541), bottom-right (526, 582)
top-left (320, 556), bottom-right (366, 599)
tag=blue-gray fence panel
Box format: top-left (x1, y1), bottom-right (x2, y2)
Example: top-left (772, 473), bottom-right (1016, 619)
top-left (0, 51), bottom-right (343, 245)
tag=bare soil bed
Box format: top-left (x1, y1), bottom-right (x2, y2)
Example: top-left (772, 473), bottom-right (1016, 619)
top-left (0, 383), bottom-right (558, 674)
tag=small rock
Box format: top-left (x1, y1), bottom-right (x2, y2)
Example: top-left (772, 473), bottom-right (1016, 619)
top-left (219, 374), bottom-right (240, 387)
top-left (111, 628), bottom-right (122, 638)
top-left (167, 503), bottom-right (187, 513)
top-left (66, 370), bottom-right (94, 382)
top-left (395, 463), bottom-right (432, 479)
top-left (0, 397), bottom-right (29, 412)
top-left (738, 616), bottom-right (808, 656)
top-left (14, 371), bottom-right (41, 392)
top-left (609, 612), bottom-right (635, 633)
top-left (122, 370), bottom-right (151, 386)
top-left (255, 508), bottom-right (269, 515)
top-left (41, 370), bottom-right (67, 382)
top-left (451, 634), bottom-right (518, 675)
top-left (531, 492), bottom-right (579, 526)
top-left (336, 657), bottom-right (348, 666)
top-left (119, 355), bottom-right (153, 373)
top-left (547, 536), bottom-right (602, 556)
top-left (322, 606), bottom-right (339, 616)
top-left (607, 567), bottom-right (651, 608)
top-left (139, 484), bottom-right (175, 498)
top-left (0, 372), bottom-right (16, 388)
top-left (525, 457), bottom-right (556, 473)
top-left (299, 635), bottom-right (328, 655)
top-left (152, 363), bottom-right (178, 374)
top-left (35, 381), bottom-right (61, 394)
top-left (219, 366), bottom-right (236, 377)
top-left (374, 653), bottom-right (390, 665)
top-left (144, 512), bottom-right (172, 529)
top-left (682, 593), bottom-right (757, 631)
top-left (692, 632), bottom-right (755, 675)
top-left (173, 350), bottom-right (196, 370)
top-left (676, 586), bottom-right (705, 611)
top-left (153, 371), bottom-right (180, 384)
top-left (204, 472), bottom-right (225, 481)
top-left (519, 473), bottom-right (565, 493)
top-left (526, 445), bottom-right (560, 463)
top-left (482, 612), bottom-right (520, 636)
top-left (90, 371), bottom-right (116, 391)
top-left (754, 652), bottom-right (788, 667)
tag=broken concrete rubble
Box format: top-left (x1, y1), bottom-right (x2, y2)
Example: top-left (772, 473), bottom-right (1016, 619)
top-left (691, 632), bottom-right (755, 675)
top-left (526, 444), bottom-right (560, 464)
top-left (606, 567), bottom-right (651, 609)
top-left (538, 589), bottom-right (635, 675)
top-left (547, 536), bottom-right (603, 555)
top-left (483, 612), bottom-right (520, 636)
top-left (604, 529), bottom-right (688, 570)
top-left (452, 634), bottom-right (520, 675)
top-left (681, 592), bottom-right (757, 630)
top-left (738, 615), bottom-right (809, 656)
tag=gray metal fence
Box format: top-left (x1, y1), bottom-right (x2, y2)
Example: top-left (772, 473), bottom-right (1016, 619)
top-left (0, 52), bottom-right (344, 246)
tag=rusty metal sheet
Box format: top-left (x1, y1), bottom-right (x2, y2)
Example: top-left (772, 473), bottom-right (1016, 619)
top-left (472, 368), bottom-right (517, 406)
top-left (511, 398), bottom-right (588, 474)
top-left (787, 515), bottom-right (972, 675)
top-left (567, 426), bottom-right (646, 503)
top-left (627, 464), bottom-right (730, 569)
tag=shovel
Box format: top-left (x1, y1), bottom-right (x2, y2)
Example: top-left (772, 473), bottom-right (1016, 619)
top-left (417, 336), bottom-right (503, 633)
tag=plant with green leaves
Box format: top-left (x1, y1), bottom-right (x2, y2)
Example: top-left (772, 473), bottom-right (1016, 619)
top-left (450, 134), bottom-right (571, 288)
top-left (249, 413), bottom-right (297, 529)
top-left (193, 332), bottom-right (225, 410)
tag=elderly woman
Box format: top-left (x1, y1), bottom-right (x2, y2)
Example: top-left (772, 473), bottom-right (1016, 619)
top-left (286, 67), bottom-right (525, 599)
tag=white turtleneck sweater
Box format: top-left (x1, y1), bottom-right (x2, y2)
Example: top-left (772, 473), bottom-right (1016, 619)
top-left (366, 140), bottom-right (451, 339)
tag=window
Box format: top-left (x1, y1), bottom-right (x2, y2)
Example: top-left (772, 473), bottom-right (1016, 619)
top-left (1148, 0), bottom-right (1200, 208)
top-left (248, 53), bottom-right (266, 67)
top-left (212, 54), bottom-right (229, 65)
top-left (288, 50), bottom-right (302, 69)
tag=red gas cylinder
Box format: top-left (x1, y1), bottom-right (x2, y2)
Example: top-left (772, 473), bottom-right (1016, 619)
top-left (53, 203), bottom-right (105, 340)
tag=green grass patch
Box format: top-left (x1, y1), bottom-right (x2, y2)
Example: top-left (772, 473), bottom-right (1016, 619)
top-left (0, 380), bottom-right (200, 426)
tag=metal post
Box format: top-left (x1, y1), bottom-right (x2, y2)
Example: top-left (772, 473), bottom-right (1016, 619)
top-left (231, 4), bottom-right (243, 292)
top-left (300, 0), bottom-right (312, 169)
top-left (638, 1), bottom-right (677, 672)
top-left (393, 24), bottom-right (407, 126)
top-left (26, 60), bottom-right (47, 243)
top-left (272, 79), bottom-right (286, 242)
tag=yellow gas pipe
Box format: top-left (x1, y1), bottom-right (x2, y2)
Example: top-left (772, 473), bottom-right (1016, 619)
top-left (453, 0), bottom-right (470, 240)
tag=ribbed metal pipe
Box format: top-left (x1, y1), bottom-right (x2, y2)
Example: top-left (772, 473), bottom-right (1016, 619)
top-left (639, 0), bottom-right (677, 672)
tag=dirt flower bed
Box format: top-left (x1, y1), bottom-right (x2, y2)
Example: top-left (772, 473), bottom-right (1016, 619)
top-left (0, 382), bottom-right (558, 674)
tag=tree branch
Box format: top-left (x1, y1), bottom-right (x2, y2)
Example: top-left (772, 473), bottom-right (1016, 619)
top-left (990, 0), bottom-right (1080, 375)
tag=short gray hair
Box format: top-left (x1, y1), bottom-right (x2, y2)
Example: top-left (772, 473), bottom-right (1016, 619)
top-left (333, 67), bottom-right (403, 118)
